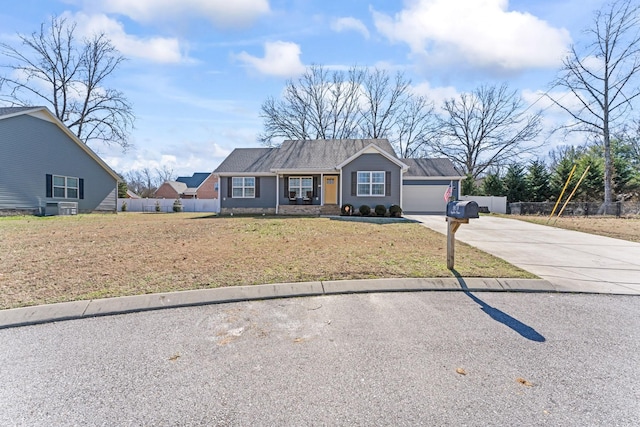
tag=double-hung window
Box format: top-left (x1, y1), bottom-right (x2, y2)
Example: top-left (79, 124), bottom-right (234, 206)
top-left (53, 175), bottom-right (79, 199)
top-left (288, 177), bottom-right (313, 198)
top-left (232, 177), bottom-right (255, 198)
top-left (357, 171), bottom-right (385, 196)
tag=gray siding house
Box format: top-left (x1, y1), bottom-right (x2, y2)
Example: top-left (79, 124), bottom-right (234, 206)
top-left (0, 106), bottom-right (120, 215)
top-left (214, 139), bottom-right (462, 215)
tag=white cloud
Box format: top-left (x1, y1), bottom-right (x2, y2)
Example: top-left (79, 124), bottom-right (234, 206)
top-left (331, 17), bottom-right (370, 39)
top-left (372, 0), bottom-right (571, 72)
top-left (78, 0), bottom-right (270, 28)
top-left (105, 141), bottom-right (232, 176)
top-left (411, 81), bottom-right (459, 107)
top-left (64, 12), bottom-right (188, 64)
top-left (235, 41), bottom-right (306, 77)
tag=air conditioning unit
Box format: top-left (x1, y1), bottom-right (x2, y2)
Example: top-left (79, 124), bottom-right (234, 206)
top-left (58, 202), bottom-right (78, 215)
top-left (45, 202), bottom-right (78, 216)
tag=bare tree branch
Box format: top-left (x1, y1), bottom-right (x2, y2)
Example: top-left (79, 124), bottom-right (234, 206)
top-left (547, 0), bottom-right (640, 203)
top-left (432, 83), bottom-right (542, 179)
top-left (0, 16), bottom-right (135, 150)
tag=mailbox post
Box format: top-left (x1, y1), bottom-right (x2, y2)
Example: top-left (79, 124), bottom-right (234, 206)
top-left (446, 201), bottom-right (479, 269)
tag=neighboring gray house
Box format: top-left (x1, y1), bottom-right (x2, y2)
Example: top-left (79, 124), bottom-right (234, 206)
top-left (214, 139), bottom-right (462, 215)
top-left (0, 106), bottom-right (120, 215)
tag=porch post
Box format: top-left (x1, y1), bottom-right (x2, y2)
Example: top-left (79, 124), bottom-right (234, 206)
top-left (339, 169), bottom-right (343, 207)
top-left (320, 173), bottom-right (324, 206)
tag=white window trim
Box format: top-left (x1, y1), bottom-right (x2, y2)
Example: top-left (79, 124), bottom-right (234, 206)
top-left (53, 175), bottom-right (79, 199)
top-left (288, 176), bottom-right (313, 198)
top-left (357, 171), bottom-right (385, 197)
top-left (232, 177), bottom-right (255, 198)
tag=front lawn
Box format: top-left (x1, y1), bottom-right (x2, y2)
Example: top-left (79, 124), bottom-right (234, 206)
top-left (508, 215), bottom-right (640, 243)
top-left (0, 213), bottom-right (533, 309)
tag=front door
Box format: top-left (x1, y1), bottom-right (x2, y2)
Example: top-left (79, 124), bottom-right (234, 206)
top-left (324, 175), bottom-right (338, 204)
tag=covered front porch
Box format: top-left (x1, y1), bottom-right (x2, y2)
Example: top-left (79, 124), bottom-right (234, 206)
top-left (275, 172), bottom-right (341, 215)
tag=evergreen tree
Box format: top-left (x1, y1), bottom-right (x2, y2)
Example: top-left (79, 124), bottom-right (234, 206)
top-left (481, 173), bottom-right (504, 196)
top-left (526, 160), bottom-right (552, 201)
top-left (574, 153), bottom-right (604, 201)
top-left (461, 174), bottom-right (478, 196)
top-left (551, 156), bottom-right (576, 200)
top-left (503, 163), bottom-right (529, 203)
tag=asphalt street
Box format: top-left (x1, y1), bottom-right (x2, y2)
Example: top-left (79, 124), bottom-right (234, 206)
top-left (1, 292), bottom-right (638, 426)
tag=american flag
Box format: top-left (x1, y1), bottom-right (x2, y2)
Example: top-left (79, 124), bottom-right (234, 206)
top-left (443, 181), bottom-right (453, 202)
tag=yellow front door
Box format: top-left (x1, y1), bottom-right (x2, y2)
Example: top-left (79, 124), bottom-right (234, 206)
top-left (324, 176), bottom-right (338, 204)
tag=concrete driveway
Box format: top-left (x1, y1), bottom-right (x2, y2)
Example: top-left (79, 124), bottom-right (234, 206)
top-left (407, 215), bottom-right (640, 295)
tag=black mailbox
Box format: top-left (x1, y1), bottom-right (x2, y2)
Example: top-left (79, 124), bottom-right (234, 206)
top-left (446, 200), bottom-right (479, 219)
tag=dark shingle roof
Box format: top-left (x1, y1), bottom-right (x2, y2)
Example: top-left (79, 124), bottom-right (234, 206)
top-left (176, 172), bottom-right (211, 188)
top-left (214, 139), bottom-right (398, 173)
top-left (214, 148), bottom-right (278, 173)
top-left (0, 106), bottom-right (43, 118)
top-left (271, 139), bottom-right (397, 170)
top-left (402, 158), bottom-right (461, 177)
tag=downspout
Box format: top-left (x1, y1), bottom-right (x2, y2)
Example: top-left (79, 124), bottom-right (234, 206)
top-left (275, 173), bottom-right (279, 214)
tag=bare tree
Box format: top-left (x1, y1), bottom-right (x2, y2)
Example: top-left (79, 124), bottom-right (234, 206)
top-left (0, 16), bottom-right (134, 149)
top-left (395, 95), bottom-right (439, 158)
top-left (155, 165), bottom-right (175, 183)
top-left (259, 64), bottom-right (438, 157)
top-left (432, 83), bottom-right (542, 179)
top-left (359, 69), bottom-right (409, 139)
top-left (259, 65), bottom-right (364, 144)
top-left (547, 0), bottom-right (640, 203)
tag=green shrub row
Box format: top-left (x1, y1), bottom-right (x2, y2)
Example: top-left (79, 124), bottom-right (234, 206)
top-left (340, 203), bottom-right (402, 217)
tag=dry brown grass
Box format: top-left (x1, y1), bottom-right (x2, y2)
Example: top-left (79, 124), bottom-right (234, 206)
top-left (509, 215), bottom-right (640, 242)
top-left (0, 213), bottom-right (533, 309)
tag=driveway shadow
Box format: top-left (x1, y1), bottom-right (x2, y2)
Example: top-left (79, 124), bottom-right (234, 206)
top-left (451, 270), bottom-right (546, 342)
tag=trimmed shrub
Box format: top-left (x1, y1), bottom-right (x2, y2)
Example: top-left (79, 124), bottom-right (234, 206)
top-left (341, 203), bottom-right (354, 215)
top-left (173, 199), bottom-right (183, 212)
top-left (121, 201), bottom-right (127, 212)
top-left (155, 201), bottom-right (161, 212)
top-left (374, 204), bottom-right (387, 216)
top-left (358, 204), bottom-right (371, 216)
top-left (389, 204), bottom-right (402, 217)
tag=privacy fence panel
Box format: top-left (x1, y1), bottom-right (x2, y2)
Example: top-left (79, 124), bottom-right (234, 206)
top-left (117, 198), bottom-right (220, 213)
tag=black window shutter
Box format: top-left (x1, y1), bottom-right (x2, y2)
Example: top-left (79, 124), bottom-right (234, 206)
top-left (46, 174), bottom-right (52, 198)
top-left (227, 178), bottom-right (233, 198)
top-left (255, 177), bottom-right (260, 198)
top-left (312, 176), bottom-right (318, 197)
top-left (351, 172), bottom-right (357, 196)
top-left (284, 176), bottom-right (289, 195)
top-left (385, 171), bottom-right (391, 196)
top-left (79, 178), bottom-right (84, 199)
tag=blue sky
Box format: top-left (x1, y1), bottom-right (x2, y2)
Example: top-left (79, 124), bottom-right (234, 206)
top-left (0, 0), bottom-right (606, 177)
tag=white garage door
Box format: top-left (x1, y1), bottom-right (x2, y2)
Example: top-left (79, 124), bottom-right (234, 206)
top-left (402, 185), bottom-right (448, 213)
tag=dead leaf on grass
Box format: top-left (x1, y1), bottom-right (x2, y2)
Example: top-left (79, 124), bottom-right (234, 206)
top-left (168, 353), bottom-right (180, 361)
top-left (456, 368), bottom-right (467, 375)
top-left (516, 377), bottom-right (533, 386)
top-left (293, 337), bottom-right (307, 343)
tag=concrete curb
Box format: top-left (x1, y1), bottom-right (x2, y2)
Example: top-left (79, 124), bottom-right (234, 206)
top-left (0, 277), bottom-right (616, 329)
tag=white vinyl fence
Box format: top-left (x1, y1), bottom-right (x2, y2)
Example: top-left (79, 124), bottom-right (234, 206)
top-left (118, 198), bottom-right (219, 213)
top-left (459, 195), bottom-right (507, 214)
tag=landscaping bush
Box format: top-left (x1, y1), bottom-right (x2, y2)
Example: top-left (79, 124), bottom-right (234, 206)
top-left (341, 203), bottom-right (354, 215)
top-left (121, 201), bottom-right (127, 212)
top-left (358, 204), bottom-right (371, 216)
top-left (389, 204), bottom-right (402, 217)
top-left (173, 199), bottom-right (183, 212)
top-left (375, 204), bottom-right (387, 216)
